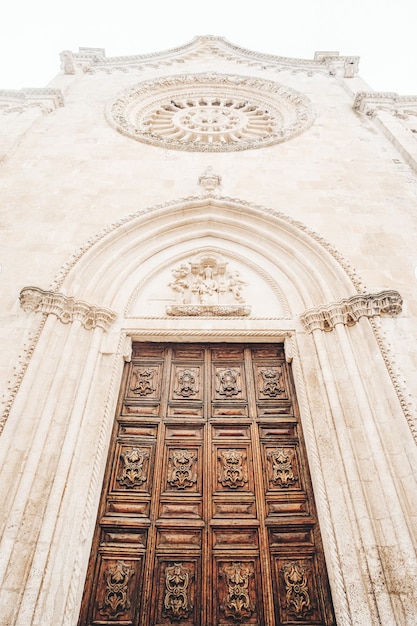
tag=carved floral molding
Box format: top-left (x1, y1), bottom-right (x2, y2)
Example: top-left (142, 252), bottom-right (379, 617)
top-left (107, 73), bottom-right (314, 152)
top-left (19, 286), bottom-right (117, 331)
top-left (300, 290), bottom-right (402, 332)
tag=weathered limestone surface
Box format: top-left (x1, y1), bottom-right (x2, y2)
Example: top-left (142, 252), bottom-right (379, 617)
top-left (0, 37), bottom-right (417, 625)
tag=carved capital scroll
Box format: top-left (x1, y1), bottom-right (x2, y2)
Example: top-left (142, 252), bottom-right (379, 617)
top-left (300, 290), bottom-right (402, 332)
top-left (19, 286), bottom-right (117, 331)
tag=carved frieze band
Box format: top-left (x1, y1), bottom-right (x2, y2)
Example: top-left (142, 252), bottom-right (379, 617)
top-left (300, 290), bottom-right (402, 333)
top-left (353, 91), bottom-right (417, 117)
top-left (0, 88), bottom-right (64, 114)
top-left (19, 286), bottom-right (117, 331)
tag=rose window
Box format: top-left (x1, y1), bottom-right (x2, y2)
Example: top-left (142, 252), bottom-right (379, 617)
top-left (107, 74), bottom-right (314, 152)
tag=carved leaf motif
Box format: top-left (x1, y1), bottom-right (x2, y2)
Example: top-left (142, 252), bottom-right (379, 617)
top-left (283, 561), bottom-right (312, 618)
top-left (162, 562), bottom-right (193, 622)
top-left (219, 561), bottom-right (255, 621)
top-left (167, 450), bottom-right (197, 489)
top-left (99, 560), bottom-right (134, 618)
top-left (216, 368), bottom-right (241, 397)
top-left (117, 447), bottom-right (149, 488)
top-left (218, 449), bottom-right (248, 489)
top-left (267, 447), bottom-right (298, 487)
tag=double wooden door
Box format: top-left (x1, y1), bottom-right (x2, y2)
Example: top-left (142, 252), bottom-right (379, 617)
top-left (78, 343), bottom-right (335, 626)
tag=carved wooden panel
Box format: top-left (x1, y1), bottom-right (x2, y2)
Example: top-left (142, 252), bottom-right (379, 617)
top-left (162, 446), bottom-right (202, 494)
top-left (214, 558), bottom-right (263, 625)
top-left (78, 343), bottom-right (335, 626)
top-left (213, 365), bottom-right (245, 401)
top-left (272, 555), bottom-right (326, 624)
top-left (127, 364), bottom-right (161, 400)
top-left (152, 558), bottom-right (200, 626)
top-left (170, 365), bottom-right (203, 401)
top-left (91, 554), bottom-right (143, 624)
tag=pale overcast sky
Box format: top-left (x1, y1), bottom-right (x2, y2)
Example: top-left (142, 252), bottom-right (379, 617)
top-left (1, 0), bottom-right (417, 94)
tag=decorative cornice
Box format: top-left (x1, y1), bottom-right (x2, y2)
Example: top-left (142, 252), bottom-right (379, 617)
top-left (300, 290), bottom-right (402, 333)
top-left (19, 287), bottom-right (117, 331)
top-left (166, 305), bottom-right (251, 317)
top-left (353, 91), bottom-right (417, 115)
top-left (60, 37), bottom-right (359, 78)
top-left (314, 51), bottom-right (359, 78)
top-left (0, 88), bottom-right (64, 114)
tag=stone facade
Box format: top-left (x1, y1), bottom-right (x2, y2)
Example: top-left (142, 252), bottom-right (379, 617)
top-left (0, 36), bottom-right (417, 625)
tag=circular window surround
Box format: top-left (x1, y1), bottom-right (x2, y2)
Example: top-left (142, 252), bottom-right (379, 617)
top-left (107, 73), bottom-right (315, 152)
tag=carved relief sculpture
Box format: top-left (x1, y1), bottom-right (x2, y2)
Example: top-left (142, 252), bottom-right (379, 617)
top-left (218, 449), bottom-right (248, 489)
top-left (282, 561), bottom-right (312, 618)
top-left (162, 562), bottom-right (193, 622)
top-left (259, 367), bottom-right (284, 397)
top-left (116, 447), bottom-right (149, 488)
top-left (167, 450), bottom-right (197, 489)
top-left (131, 367), bottom-right (155, 396)
top-left (219, 561), bottom-right (255, 621)
top-left (166, 253), bottom-right (251, 316)
top-left (99, 560), bottom-right (134, 618)
top-left (174, 368), bottom-right (199, 398)
top-left (216, 368), bottom-right (241, 397)
top-left (267, 447), bottom-right (298, 487)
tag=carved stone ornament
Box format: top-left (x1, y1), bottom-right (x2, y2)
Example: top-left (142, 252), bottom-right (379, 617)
top-left (0, 88), bottom-right (64, 114)
top-left (167, 450), bottom-right (197, 489)
top-left (99, 560), bottom-right (134, 618)
top-left (219, 561), bottom-right (255, 621)
top-left (267, 447), bottom-right (298, 487)
top-left (198, 166), bottom-right (221, 192)
top-left (353, 91), bottom-right (417, 117)
top-left (63, 38), bottom-right (358, 79)
top-left (19, 286), bottom-right (117, 331)
top-left (282, 561), bottom-right (312, 618)
top-left (300, 290), bottom-right (402, 333)
top-left (130, 367), bottom-right (155, 396)
top-left (162, 562), bottom-right (193, 622)
top-left (218, 449), bottom-right (248, 489)
top-left (116, 447), bottom-right (149, 488)
top-left (106, 73), bottom-right (314, 152)
top-left (166, 253), bottom-right (251, 317)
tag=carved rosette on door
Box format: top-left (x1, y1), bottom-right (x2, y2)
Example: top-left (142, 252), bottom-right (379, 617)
top-left (78, 343), bottom-right (335, 626)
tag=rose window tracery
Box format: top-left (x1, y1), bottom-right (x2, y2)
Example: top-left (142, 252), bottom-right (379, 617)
top-left (107, 74), bottom-right (314, 152)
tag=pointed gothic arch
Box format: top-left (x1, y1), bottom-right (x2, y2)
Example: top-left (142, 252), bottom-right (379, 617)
top-left (5, 195), bottom-right (415, 625)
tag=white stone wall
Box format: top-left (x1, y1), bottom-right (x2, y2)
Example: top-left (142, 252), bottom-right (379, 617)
top-left (0, 39), bottom-right (417, 625)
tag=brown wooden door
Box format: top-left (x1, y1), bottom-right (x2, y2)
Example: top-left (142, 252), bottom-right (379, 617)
top-left (78, 343), bottom-right (335, 626)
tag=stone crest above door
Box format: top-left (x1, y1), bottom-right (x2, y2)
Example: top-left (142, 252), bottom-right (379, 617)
top-left (126, 250), bottom-right (287, 319)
